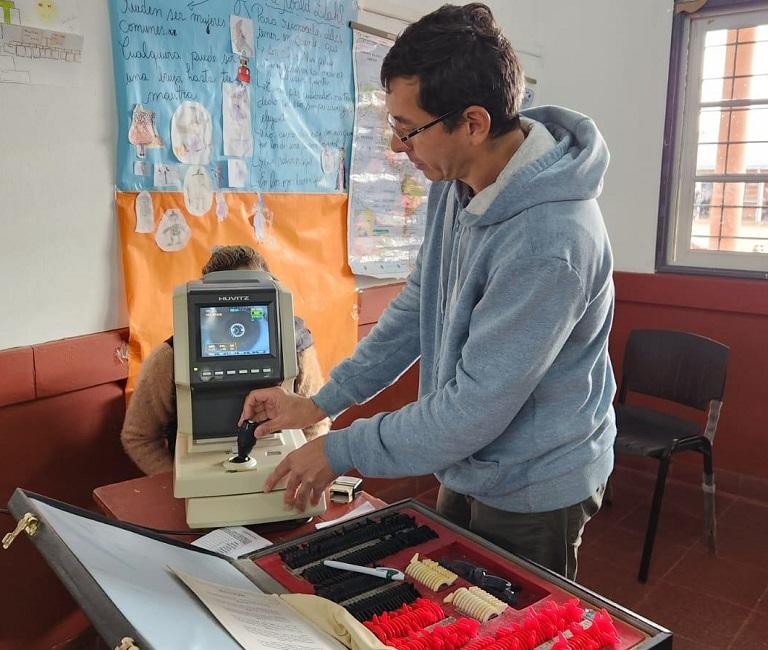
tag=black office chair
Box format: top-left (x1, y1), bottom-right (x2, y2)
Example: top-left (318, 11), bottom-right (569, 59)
top-left (613, 329), bottom-right (729, 583)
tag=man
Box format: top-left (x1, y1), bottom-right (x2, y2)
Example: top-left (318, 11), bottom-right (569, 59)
top-left (121, 245), bottom-right (329, 475)
top-left (240, 3), bottom-right (615, 579)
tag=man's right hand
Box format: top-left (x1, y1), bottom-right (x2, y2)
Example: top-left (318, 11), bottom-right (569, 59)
top-left (239, 387), bottom-right (326, 437)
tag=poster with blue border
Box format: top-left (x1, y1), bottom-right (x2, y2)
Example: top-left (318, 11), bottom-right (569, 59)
top-left (109, 0), bottom-right (357, 193)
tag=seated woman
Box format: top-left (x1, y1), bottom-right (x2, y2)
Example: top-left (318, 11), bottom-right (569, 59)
top-left (121, 244), bottom-right (329, 475)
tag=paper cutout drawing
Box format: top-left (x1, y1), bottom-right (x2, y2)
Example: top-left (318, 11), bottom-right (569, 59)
top-left (215, 192), bottom-right (228, 222)
top-left (223, 82), bottom-right (252, 157)
top-left (230, 15), bottom-right (254, 58)
top-left (171, 101), bottom-right (213, 165)
top-left (237, 57), bottom-right (251, 84)
top-left (154, 163), bottom-right (180, 187)
top-left (128, 104), bottom-right (163, 159)
top-left (155, 209), bottom-right (191, 252)
top-left (252, 193), bottom-right (273, 243)
top-left (134, 191), bottom-right (155, 233)
top-left (183, 165), bottom-right (214, 216)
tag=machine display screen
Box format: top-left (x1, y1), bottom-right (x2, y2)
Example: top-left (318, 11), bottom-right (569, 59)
top-left (199, 305), bottom-right (271, 357)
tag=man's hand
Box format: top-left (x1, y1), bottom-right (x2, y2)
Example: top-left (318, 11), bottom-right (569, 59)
top-left (264, 437), bottom-right (339, 512)
top-left (239, 386), bottom-right (326, 437)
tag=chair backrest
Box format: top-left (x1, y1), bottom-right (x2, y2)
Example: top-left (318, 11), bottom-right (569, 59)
top-left (619, 329), bottom-right (729, 410)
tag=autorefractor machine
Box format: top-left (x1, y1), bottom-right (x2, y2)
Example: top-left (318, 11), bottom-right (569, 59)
top-left (172, 270), bottom-right (326, 528)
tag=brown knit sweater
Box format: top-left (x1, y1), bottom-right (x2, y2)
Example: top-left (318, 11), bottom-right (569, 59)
top-left (120, 342), bottom-right (330, 475)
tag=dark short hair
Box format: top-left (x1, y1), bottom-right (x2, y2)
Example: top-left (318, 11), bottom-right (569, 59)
top-left (381, 3), bottom-right (524, 137)
top-left (201, 245), bottom-right (270, 275)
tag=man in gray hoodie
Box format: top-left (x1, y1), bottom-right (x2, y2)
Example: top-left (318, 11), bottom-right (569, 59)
top-left (240, 2), bottom-right (616, 579)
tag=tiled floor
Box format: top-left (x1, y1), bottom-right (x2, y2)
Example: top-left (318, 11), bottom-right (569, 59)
top-left (415, 464), bottom-right (768, 649)
top-left (580, 466), bottom-right (768, 649)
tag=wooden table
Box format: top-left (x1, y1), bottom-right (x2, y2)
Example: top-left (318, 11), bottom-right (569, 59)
top-left (93, 472), bottom-right (386, 544)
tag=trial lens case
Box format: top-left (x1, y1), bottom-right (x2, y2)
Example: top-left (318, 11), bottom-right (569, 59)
top-left (6, 489), bottom-right (672, 650)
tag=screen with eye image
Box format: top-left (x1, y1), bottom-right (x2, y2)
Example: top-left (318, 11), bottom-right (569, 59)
top-left (199, 305), bottom-right (271, 357)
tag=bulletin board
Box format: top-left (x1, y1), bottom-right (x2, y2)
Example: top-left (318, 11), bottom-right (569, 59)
top-left (108, 0), bottom-right (356, 193)
top-left (108, 0), bottom-right (360, 392)
top-left (116, 191), bottom-right (357, 390)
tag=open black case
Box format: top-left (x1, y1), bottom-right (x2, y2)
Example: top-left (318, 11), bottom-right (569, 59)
top-left (6, 488), bottom-right (672, 650)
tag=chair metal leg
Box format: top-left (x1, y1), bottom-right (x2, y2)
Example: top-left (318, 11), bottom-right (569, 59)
top-left (639, 454), bottom-right (671, 583)
top-left (701, 441), bottom-right (716, 553)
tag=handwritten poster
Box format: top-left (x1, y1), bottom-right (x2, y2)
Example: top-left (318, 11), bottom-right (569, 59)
top-left (108, 0), bottom-right (356, 193)
top-left (347, 28), bottom-right (429, 278)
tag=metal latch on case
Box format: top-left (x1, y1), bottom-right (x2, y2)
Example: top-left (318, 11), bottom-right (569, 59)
top-left (2, 512), bottom-right (39, 550)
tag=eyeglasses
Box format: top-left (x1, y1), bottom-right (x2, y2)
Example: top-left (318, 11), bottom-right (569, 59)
top-left (386, 107), bottom-right (464, 148)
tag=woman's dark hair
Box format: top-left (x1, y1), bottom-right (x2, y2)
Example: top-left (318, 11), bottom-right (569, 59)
top-left (202, 245), bottom-right (270, 275)
top-left (381, 3), bottom-right (524, 137)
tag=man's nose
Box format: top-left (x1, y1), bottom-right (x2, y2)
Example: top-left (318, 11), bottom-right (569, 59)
top-left (390, 132), bottom-right (408, 154)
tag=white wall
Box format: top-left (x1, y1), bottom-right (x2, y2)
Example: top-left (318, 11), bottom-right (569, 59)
top-left (361, 0), bottom-right (675, 274)
top-left (528, 1), bottom-right (673, 273)
top-left (0, 4), bottom-right (124, 350)
top-left (0, 1), bottom-right (673, 351)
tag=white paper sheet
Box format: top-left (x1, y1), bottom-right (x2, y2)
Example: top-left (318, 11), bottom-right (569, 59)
top-left (228, 159), bottom-right (248, 188)
top-left (315, 501), bottom-right (376, 530)
top-left (11, 0), bottom-right (81, 33)
top-left (170, 568), bottom-right (345, 650)
top-left (0, 23), bottom-right (83, 86)
top-left (223, 82), bottom-right (253, 157)
top-left (192, 527), bottom-right (272, 559)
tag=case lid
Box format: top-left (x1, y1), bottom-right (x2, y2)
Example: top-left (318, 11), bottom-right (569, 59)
top-left (7, 489), bottom-right (275, 649)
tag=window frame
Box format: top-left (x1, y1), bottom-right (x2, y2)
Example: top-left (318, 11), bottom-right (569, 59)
top-left (657, 0), bottom-right (768, 279)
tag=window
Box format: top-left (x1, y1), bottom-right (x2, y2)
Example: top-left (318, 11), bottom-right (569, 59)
top-left (658, 1), bottom-right (768, 277)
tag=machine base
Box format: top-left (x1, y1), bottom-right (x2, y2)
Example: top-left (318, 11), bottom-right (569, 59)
top-left (185, 489), bottom-right (326, 528)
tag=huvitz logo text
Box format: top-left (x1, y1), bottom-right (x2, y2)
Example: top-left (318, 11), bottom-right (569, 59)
top-left (218, 295), bottom-right (249, 301)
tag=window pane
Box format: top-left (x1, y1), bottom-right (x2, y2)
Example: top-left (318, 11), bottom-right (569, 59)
top-left (719, 182), bottom-right (746, 208)
top-left (694, 181), bottom-right (719, 218)
top-left (705, 29), bottom-right (731, 47)
top-left (733, 74), bottom-right (768, 100)
top-left (741, 182), bottom-right (766, 207)
top-left (697, 108), bottom-right (723, 144)
top-left (719, 237), bottom-right (768, 253)
top-left (689, 235), bottom-right (768, 253)
top-left (702, 44), bottom-right (732, 79)
top-left (689, 235), bottom-right (719, 251)
top-left (726, 142), bottom-right (768, 173)
top-left (740, 206), bottom-right (764, 223)
top-left (701, 77), bottom-right (735, 102)
top-left (689, 179), bottom-right (768, 250)
top-left (735, 39), bottom-right (768, 76)
top-left (744, 106), bottom-right (768, 143)
top-left (696, 143), bottom-right (725, 174)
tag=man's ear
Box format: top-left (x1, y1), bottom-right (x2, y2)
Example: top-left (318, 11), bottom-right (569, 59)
top-left (463, 106), bottom-right (492, 141)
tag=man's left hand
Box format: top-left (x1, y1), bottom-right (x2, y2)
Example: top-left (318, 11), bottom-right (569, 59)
top-left (264, 437), bottom-right (339, 512)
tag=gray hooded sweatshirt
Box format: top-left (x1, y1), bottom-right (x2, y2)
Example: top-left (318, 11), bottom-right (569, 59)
top-left (315, 105), bottom-right (616, 513)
